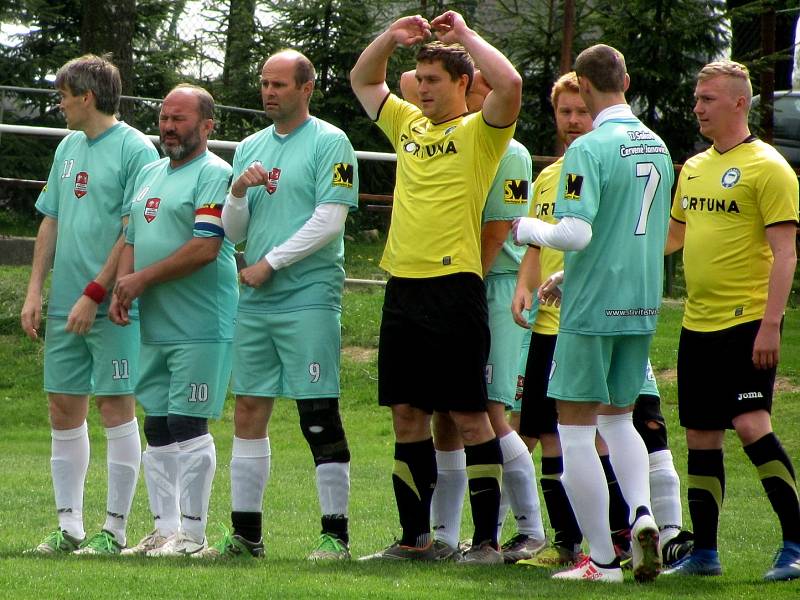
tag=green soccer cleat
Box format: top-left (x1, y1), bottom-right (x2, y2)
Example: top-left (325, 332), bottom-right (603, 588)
top-left (193, 528), bottom-right (264, 559)
top-left (73, 530), bottom-right (124, 555)
top-left (516, 544), bottom-right (584, 568)
top-left (308, 533), bottom-right (351, 561)
top-left (25, 529), bottom-right (84, 555)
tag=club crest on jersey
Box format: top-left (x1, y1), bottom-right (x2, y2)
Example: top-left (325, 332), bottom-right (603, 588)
top-left (564, 173), bottom-right (583, 200)
top-left (503, 179), bottom-right (529, 203)
top-left (73, 172), bottom-right (89, 198)
top-left (266, 168), bottom-right (281, 194)
top-left (721, 167), bottom-right (741, 188)
top-left (332, 163), bottom-right (354, 188)
top-left (144, 197), bottom-right (161, 223)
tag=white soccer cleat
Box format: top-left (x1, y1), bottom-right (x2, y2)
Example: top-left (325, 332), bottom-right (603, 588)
top-left (145, 531), bottom-right (207, 557)
top-left (551, 555), bottom-right (624, 583)
top-left (121, 529), bottom-right (170, 556)
top-left (631, 512), bottom-right (662, 583)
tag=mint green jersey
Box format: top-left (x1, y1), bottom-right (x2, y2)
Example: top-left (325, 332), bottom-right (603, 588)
top-left (35, 122), bottom-right (158, 317)
top-left (554, 111), bottom-right (673, 335)
top-left (233, 117), bottom-right (358, 313)
top-left (127, 151), bottom-right (238, 343)
top-left (483, 139), bottom-right (531, 277)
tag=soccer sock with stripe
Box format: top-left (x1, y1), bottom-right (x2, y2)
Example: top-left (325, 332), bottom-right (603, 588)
top-left (500, 431), bottom-right (545, 540)
top-left (393, 438), bottom-right (436, 547)
top-left (540, 455), bottom-right (582, 550)
top-left (648, 449), bottom-right (683, 547)
top-left (687, 448), bottom-right (724, 551)
top-left (51, 421), bottom-right (90, 540)
top-left (600, 453), bottom-right (631, 546)
top-left (431, 448), bottom-right (466, 549)
top-left (177, 433), bottom-right (216, 543)
top-left (465, 437), bottom-right (503, 547)
top-left (230, 436), bottom-right (270, 543)
top-left (103, 418), bottom-right (141, 545)
top-left (743, 433), bottom-right (800, 544)
top-left (142, 442), bottom-right (180, 537)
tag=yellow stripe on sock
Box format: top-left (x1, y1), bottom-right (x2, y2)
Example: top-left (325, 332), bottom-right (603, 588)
top-left (539, 472), bottom-right (562, 481)
top-left (757, 460), bottom-right (800, 501)
top-left (393, 460), bottom-right (421, 501)
top-left (467, 463), bottom-right (502, 486)
top-left (688, 474), bottom-right (724, 509)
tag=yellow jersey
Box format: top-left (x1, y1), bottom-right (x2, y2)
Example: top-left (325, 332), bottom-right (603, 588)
top-left (376, 94), bottom-right (515, 278)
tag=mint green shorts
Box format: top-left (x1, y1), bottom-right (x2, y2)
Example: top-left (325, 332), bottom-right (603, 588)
top-left (548, 332), bottom-right (652, 408)
top-left (136, 341), bottom-right (231, 418)
top-left (232, 308), bottom-right (341, 399)
top-left (512, 327), bottom-right (532, 413)
top-left (485, 275), bottom-right (528, 408)
top-left (44, 316), bottom-right (139, 396)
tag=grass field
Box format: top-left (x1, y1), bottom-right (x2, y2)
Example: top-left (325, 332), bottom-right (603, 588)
top-left (1, 253), bottom-right (799, 598)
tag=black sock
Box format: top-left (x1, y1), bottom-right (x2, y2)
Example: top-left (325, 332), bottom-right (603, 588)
top-left (541, 456), bottom-right (582, 550)
top-left (465, 437), bottom-right (503, 547)
top-left (744, 433), bottom-right (800, 544)
top-left (687, 448), bottom-right (724, 551)
top-left (600, 454), bottom-right (631, 548)
top-left (393, 438), bottom-right (436, 547)
top-left (321, 514), bottom-right (349, 545)
top-left (231, 511), bottom-right (262, 543)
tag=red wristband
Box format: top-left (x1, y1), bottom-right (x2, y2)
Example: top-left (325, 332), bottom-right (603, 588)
top-left (83, 281), bottom-right (107, 304)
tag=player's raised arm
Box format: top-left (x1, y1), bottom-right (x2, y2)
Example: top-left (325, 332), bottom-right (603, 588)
top-left (350, 15), bottom-right (431, 119)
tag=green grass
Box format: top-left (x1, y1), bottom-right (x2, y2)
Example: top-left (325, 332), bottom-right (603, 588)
top-left (1, 260), bottom-right (799, 598)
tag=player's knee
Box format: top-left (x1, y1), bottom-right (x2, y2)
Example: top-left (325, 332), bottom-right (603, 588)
top-left (166, 414), bottom-right (209, 443)
top-left (143, 415), bottom-right (174, 447)
top-left (633, 394), bottom-right (669, 453)
top-left (297, 398), bottom-right (350, 465)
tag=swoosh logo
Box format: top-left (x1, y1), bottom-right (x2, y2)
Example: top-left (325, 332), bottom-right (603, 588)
top-left (539, 187), bottom-right (551, 195)
top-left (687, 175), bottom-right (700, 180)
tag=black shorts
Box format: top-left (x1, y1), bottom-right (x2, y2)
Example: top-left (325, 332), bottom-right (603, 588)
top-left (519, 332), bottom-right (558, 438)
top-left (378, 273), bottom-right (490, 413)
top-left (677, 320), bottom-right (776, 431)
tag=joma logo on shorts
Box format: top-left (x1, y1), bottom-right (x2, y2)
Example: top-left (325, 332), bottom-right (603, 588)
top-left (737, 391), bottom-right (764, 401)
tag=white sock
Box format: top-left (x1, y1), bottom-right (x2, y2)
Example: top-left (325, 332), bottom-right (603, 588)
top-left (649, 449), bottom-right (683, 546)
top-left (177, 433), bottom-right (216, 543)
top-left (597, 413), bottom-right (652, 524)
top-left (316, 461), bottom-right (350, 517)
top-left (500, 431), bottom-right (545, 540)
top-left (51, 422), bottom-right (90, 540)
top-left (231, 437), bottom-right (270, 512)
top-left (142, 443), bottom-right (180, 537)
top-left (102, 418), bottom-right (141, 545)
top-left (558, 423), bottom-right (615, 565)
top-left (431, 449), bottom-right (466, 549)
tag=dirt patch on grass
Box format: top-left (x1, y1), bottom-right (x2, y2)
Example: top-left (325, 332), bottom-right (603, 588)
top-left (342, 346), bottom-right (377, 363)
top-left (654, 368), bottom-right (799, 393)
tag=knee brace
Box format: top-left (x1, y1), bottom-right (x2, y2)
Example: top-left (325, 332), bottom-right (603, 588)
top-left (633, 394), bottom-right (669, 453)
top-left (166, 414), bottom-right (209, 443)
top-left (297, 398), bottom-right (350, 465)
top-left (143, 415), bottom-right (174, 447)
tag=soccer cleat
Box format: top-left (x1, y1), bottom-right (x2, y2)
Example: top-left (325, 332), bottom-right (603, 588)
top-left (661, 549), bottom-right (722, 576)
top-left (516, 544), bottom-right (584, 568)
top-left (661, 530), bottom-right (694, 567)
top-left (73, 530), bottom-right (124, 555)
top-left (120, 530), bottom-right (170, 556)
top-left (460, 540), bottom-right (503, 565)
top-left (431, 539), bottom-right (462, 562)
top-left (500, 533), bottom-right (547, 564)
top-left (631, 513), bottom-right (661, 582)
top-left (193, 528), bottom-right (264, 559)
top-left (308, 533), bottom-right (350, 561)
top-left (764, 542), bottom-right (800, 582)
top-left (146, 532), bottom-right (207, 557)
top-left (358, 540), bottom-right (436, 561)
top-left (25, 529), bottom-right (84, 555)
top-left (551, 555), bottom-right (623, 583)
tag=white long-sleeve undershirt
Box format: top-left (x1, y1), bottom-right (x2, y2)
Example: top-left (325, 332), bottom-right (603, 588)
top-left (515, 215), bottom-right (593, 251)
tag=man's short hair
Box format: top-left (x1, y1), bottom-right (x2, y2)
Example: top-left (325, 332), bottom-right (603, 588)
top-left (416, 42), bottom-right (475, 91)
top-left (170, 83), bottom-right (215, 120)
top-left (54, 54), bottom-right (121, 115)
top-left (574, 44), bottom-right (627, 93)
top-left (265, 49), bottom-right (317, 88)
top-left (550, 71), bottom-right (580, 108)
top-left (697, 60), bottom-right (753, 104)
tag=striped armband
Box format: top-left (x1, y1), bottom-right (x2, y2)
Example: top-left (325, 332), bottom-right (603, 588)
top-left (194, 203), bottom-right (224, 237)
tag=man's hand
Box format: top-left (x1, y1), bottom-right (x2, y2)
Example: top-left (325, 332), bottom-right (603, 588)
top-left (538, 271), bottom-right (564, 307)
top-left (108, 295), bottom-right (131, 326)
top-left (65, 295), bottom-right (98, 335)
top-left (231, 162), bottom-right (271, 198)
top-left (430, 11), bottom-right (469, 44)
top-left (511, 286), bottom-right (532, 329)
top-left (114, 272), bottom-right (147, 307)
top-left (20, 295), bottom-right (42, 340)
top-left (240, 258), bottom-right (274, 288)
top-left (752, 321), bottom-right (781, 369)
top-left (389, 15), bottom-right (431, 47)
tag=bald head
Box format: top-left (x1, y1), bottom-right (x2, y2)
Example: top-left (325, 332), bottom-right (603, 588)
top-left (264, 49), bottom-right (316, 89)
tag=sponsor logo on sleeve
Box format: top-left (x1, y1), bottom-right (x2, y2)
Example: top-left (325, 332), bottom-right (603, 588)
top-left (332, 163), bottom-right (354, 188)
top-left (503, 179), bottom-right (529, 204)
top-left (564, 173), bottom-right (583, 200)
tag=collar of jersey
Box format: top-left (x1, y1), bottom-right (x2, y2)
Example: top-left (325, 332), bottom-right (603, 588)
top-left (428, 112), bottom-right (468, 128)
top-left (86, 121), bottom-right (122, 147)
top-left (712, 134), bottom-right (758, 156)
top-left (270, 116), bottom-right (313, 141)
top-left (593, 104), bottom-right (635, 129)
top-left (167, 149), bottom-right (208, 173)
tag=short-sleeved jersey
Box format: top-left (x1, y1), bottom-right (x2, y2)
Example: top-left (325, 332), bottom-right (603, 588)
top-left (376, 94), bottom-right (515, 278)
top-left (127, 151), bottom-right (238, 344)
top-left (672, 138), bottom-right (799, 332)
top-left (530, 157), bottom-right (565, 335)
top-left (483, 139), bottom-right (531, 277)
top-left (555, 111), bottom-right (673, 335)
top-left (233, 117), bottom-right (358, 314)
top-left (35, 122), bottom-right (158, 317)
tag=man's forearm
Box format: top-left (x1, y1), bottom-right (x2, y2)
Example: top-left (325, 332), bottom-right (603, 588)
top-left (351, 30), bottom-right (395, 90)
top-left (456, 28), bottom-right (519, 99)
top-left (26, 217), bottom-right (57, 297)
top-left (136, 237), bottom-right (222, 288)
top-left (762, 254), bottom-right (797, 326)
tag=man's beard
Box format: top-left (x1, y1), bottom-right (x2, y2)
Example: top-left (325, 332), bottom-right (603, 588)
top-left (160, 128), bottom-right (201, 161)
